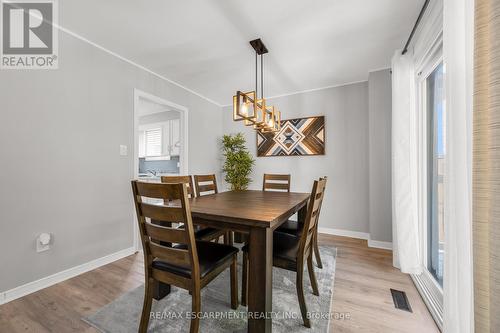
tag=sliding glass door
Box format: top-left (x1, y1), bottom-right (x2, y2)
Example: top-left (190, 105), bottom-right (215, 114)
top-left (412, 44), bottom-right (445, 329)
top-left (426, 62), bottom-right (445, 287)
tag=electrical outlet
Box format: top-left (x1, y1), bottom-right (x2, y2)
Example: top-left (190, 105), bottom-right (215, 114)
top-left (36, 233), bottom-right (52, 253)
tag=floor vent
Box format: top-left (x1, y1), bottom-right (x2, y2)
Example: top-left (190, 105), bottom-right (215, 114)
top-left (390, 289), bottom-right (412, 312)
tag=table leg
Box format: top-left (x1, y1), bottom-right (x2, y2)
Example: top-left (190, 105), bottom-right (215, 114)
top-left (248, 227), bottom-right (273, 333)
top-left (153, 237), bottom-right (172, 300)
top-left (298, 203), bottom-right (307, 224)
top-left (153, 280), bottom-right (171, 300)
top-left (151, 220), bottom-right (172, 300)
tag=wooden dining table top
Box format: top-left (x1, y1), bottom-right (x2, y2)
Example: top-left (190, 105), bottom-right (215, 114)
top-left (188, 190), bottom-right (310, 228)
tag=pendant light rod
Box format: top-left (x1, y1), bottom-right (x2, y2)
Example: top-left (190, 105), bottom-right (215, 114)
top-left (255, 52), bottom-right (258, 97)
top-left (261, 54), bottom-right (263, 99)
top-left (250, 39), bottom-right (268, 99)
top-left (233, 38), bottom-right (281, 133)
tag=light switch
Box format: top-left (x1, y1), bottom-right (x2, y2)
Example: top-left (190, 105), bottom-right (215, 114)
top-left (120, 145), bottom-right (128, 156)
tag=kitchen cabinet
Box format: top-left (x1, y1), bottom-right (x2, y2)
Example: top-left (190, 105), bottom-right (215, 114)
top-left (170, 118), bottom-right (181, 156)
top-left (138, 118), bottom-right (181, 158)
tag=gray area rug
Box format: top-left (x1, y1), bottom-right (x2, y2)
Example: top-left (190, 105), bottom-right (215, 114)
top-left (83, 246), bottom-right (336, 333)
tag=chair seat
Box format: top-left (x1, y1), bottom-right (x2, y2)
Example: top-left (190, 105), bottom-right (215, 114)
top-left (276, 219), bottom-right (302, 236)
top-left (176, 224), bottom-right (224, 241)
top-left (242, 232), bottom-right (300, 266)
top-left (152, 241), bottom-right (238, 278)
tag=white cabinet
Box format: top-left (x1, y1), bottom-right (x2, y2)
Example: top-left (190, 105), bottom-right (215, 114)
top-left (170, 118), bottom-right (181, 156)
top-left (138, 118), bottom-right (181, 158)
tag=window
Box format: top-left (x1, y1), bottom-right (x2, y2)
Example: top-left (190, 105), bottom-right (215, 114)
top-left (145, 128), bottom-right (162, 157)
top-left (426, 62), bottom-right (445, 286)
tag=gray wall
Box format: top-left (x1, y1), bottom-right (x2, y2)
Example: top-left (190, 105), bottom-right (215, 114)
top-left (138, 110), bottom-right (180, 125)
top-left (0, 32), bottom-right (222, 292)
top-left (223, 77), bottom-right (393, 241)
top-left (222, 82), bottom-right (370, 234)
top-left (368, 69), bottom-right (392, 242)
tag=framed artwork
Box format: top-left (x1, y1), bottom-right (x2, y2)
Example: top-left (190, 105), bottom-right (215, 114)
top-left (256, 116), bottom-right (325, 157)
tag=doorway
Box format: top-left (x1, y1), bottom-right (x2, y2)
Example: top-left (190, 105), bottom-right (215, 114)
top-left (132, 89), bottom-right (189, 250)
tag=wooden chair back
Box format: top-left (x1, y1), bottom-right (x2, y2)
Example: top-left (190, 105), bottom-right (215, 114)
top-left (298, 178), bottom-right (327, 260)
top-left (262, 174), bottom-right (291, 192)
top-left (131, 181), bottom-right (199, 280)
top-left (316, 176), bottom-right (327, 224)
top-left (194, 174), bottom-right (218, 196)
top-left (160, 175), bottom-right (196, 198)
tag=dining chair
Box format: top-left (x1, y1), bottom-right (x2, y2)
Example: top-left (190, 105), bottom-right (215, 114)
top-left (274, 176), bottom-right (327, 269)
top-left (160, 176), bottom-right (226, 242)
top-left (131, 181), bottom-right (239, 333)
top-left (262, 173), bottom-right (291, 192)
top-left (241, 173), bottom-right (290, 246)
top-left (193, 174), bottom-right (218, 196)
top-left (193, 173), bottom-right (236, 263)
top-left (241, 177), bottom-right (327, 328)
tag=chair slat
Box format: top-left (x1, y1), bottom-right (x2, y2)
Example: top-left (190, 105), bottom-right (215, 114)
top-left (264, 174), bottom-right (290, 181)
top-left (145, 222), bottom-right (187, 244)
top-left (161, 176), bottom-right (196, 198)
top-left (135, 181), bottom-right (183, 200)
top-left (149, 242), bottom-right (191, 267)
top-left (312, 198), bottom-right (323, 213)
top-left (195, 174), bottom-right (215, 182)
top-left (263, 174), bottom-right (291, 192)
top-left (197, 184), bottom-right (216, 193)
top-left (264, 182), bottom-right (290, 190)
top-left (140, 203), bottom-right (185, 223)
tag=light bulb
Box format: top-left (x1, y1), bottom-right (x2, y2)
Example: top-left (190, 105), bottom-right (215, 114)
top-left (241, 103), bottom-right (248, 116)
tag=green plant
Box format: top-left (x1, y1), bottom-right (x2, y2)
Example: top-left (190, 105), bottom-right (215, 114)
top-left (221, 133), bottom-right (255, 190)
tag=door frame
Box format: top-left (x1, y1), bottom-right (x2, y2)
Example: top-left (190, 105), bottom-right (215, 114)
top-left (132, 89), bottom-right (189, 251)
top-left (413, 37), bottom-right (444, 330)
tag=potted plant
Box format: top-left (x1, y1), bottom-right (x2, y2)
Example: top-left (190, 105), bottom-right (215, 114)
top-left (221, 133), bottom-right (255, 190)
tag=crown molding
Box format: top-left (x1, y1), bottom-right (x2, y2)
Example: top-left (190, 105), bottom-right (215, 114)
top-left (53, 23), bottom-right (223, 107)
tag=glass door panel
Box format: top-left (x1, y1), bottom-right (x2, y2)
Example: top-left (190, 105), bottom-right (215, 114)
top-left (426, 62), bottom-right (445, 287)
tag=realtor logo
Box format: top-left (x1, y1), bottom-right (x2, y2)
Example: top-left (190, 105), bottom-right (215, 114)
top-left (1, 0), bottom-right (58, 69)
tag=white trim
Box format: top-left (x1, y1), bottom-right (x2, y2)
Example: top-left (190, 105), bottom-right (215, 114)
top-left (264, 80), bottom-right (368, 102)
top-left (0, 247), bottom-right (136, 305)
top-left (367, 238), bottom-right (393, 250)
top-left (51, 24), bottom-right (221, 107)
top-left (411, 271), bottom-right (444, 330)
top-left (221, 67), bottom-right (393, 107)
top-left (318, 227), bottom-right (369, 240)
top-left (221, 79), bottom-right (368, 107)
top-left (410, 4), bottom-right (445, 328)
top-left (318, 227), bottom-right (393, 250)
top-left (35, 16), bottom-right (392, 108)
top-left (133, 89), bottom-right (189, 251)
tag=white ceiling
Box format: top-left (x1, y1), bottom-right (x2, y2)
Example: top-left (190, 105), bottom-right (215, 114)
top-left (61, 0), bottom-right (423, 106)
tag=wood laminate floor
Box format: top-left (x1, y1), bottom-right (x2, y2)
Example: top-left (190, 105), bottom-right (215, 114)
top-left (0, 234), bottom-right (439, 333)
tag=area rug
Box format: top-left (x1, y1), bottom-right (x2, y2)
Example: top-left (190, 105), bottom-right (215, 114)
top-left (83, 246), bottom-right (336, 333)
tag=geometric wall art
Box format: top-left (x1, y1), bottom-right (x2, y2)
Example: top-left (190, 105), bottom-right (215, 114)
top-left (256, 116), bottom-right (325, 157)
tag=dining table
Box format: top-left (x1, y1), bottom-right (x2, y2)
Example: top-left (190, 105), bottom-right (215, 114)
top-left (153, 189), bottom-right (310, 333)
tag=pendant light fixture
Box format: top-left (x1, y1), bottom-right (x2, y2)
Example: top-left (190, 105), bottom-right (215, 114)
top-left (233, 38), bottom-right (281, 133)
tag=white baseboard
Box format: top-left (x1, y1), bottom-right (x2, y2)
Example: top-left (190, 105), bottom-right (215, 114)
top-left (367, 238), bottom-right (393, 250)
top-left (318, 227), bottom-right (392, 250)
top-left (0, 246), bottom-right (136, 305)
top-left (318, 227), bottom-right (369, 240)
